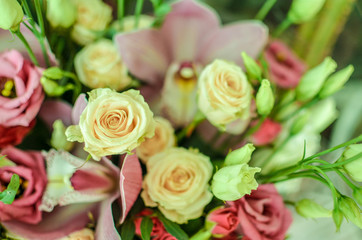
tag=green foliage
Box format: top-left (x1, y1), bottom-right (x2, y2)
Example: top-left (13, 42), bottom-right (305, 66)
top-left (140, 217), bottom-right (153, 240)
top-left (120, 218), bottom-right (135, 240)
top-left (0, 174), bottom-right (20, 204)
top-left (157, 212), bottom-right (189, 240)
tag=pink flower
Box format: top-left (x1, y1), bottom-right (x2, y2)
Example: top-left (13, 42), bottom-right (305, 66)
top-left (251, 118), bottom-right (282, 146)
top-left (115, 0), bottom-right (268, 126)
top-left (134, 209), bottom-right (177, 240)
top-left (2, 149), bottom-right (142, 240)
top-left (0, 147), bottom-right (47, 224)
top-left (264, 40), bottom-right (306, 89)
top-left (230, 184), bottom-right (292, 240)
top-left (0, 50), bottom-right (44, 128)
top-left (0, 119), bottom-right (35, 148)
top-left (207, 206), bottom-right (239, 237)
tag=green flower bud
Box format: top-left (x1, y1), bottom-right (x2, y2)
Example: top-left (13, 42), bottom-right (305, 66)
top-left (353, 188), bottom-right (362, 206)
top-left (332, 207), bottom-right (343, 231)
top-left (224, 143), bottom-right (255, 166)
top-left (241, 52), bottom-right (262, 80)
top-left (319, 65), bottom-right (354, 99)
top-left (51, 120), bottom-right (74, 151)
top-left (275, 102), bottom-right (299, 121)
top-left (0, 0), bottom-right (24, 31)
top-left (290, 111), bottom-right (310, 135)
top-left (296, 57), bottom-right (337, 102)
top-left (296, 199), bottom-right (331, 218)
top-left (46, 0), bottom-right (77, 29)
top-left (41, 77), bottom-right (74, 97)
top-left (287, 0), bottom-right (326, 24)
top-left (339, 196), bottom-right (362, 229)
top-left (340, 144), bottom-right (362, 182)
top-left (43, 67), bottom-right (64, 80)
top-left (211, 163), bottom-right (260, 201)
top-left (256, 79), bottom-right (274, 116)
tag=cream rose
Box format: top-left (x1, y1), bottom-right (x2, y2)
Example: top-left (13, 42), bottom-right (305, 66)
top-left (141, 147), bottom-right (213, 224)
top-left (75, 39), bottom-right (132, 91)
top-left (60, 228), bottom-right (94, 240)
top-left (136, 116), bottom-right (176, 163)
top-left (197, 59), bottom-right (252, 134)
top-left (71, 0), bottom-right (112, 45)
top-left (65, 88), bottom-right (156, 160)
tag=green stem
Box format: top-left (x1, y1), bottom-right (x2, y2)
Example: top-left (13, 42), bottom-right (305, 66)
top-left (281, 98), bottom-right (319, 122)
top-left (302, 135), bottom-right (362, 162)
top-left (34, 0), bottom-right (51, 67)
top-left (335, 169), bottom-right (357, 190)
top-left (20, 0), bottom-right (35, 26)
top-left (273, 18), bottom-right (293, 37)
top-left (134, 0), bottom-right (144, 29)
top-left (117, 0), bottom-right (125, 29)
top-left (319, 152), bottom-right (362, 169)
top-left (305, 165), bottom-right (340, 206)
top-left (255, 0), bottom-right (277, 21)
top-left (15, 31), bottom-right (39, 66)
top-left (63, 72), bottom-right (82, 102)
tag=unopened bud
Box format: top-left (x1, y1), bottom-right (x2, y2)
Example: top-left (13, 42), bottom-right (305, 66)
top-left (296, 199), bottom-right (331, 218)
top-left (332, 207), bottom-right (343, 231)
top-left (319, 65), bottom-right (354, 98)
top-left (51, 120), bottom-right (74, 151)
top-left (296, 57), bottom-right (337, 102)
top-left (290, 111), bottom-right (310, 135)
top-left (288, 0), bottom-right (326, 24)
top-left (353, 188), bottom-right (362, 206)
top-left (339, 196), bottom-right (362, 229)
top-left (241, 52), bottom-right (262, 80)
top-left (225, 143), bottom-right (255, 166)
top-left (0, 0), bottom-right (24, 31)
top-left (340, 144), bottom-right (362, 182)
top-left (43, 67), bottom-right (64, 80)
top-left (41, 77), bottom-right (74, 97)
top-left (46, 0), bottom-right (77, 29)
top-left (256, 79), bottom-right (274, 116)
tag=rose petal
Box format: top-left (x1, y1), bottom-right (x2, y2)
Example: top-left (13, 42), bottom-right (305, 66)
top-left (119, 153), bottom-right (143, 224)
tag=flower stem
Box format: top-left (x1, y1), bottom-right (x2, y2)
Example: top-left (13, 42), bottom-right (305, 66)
top-left (14, 31), bottom-right (39, 66)
top-left (34, 0), bottom-right (51, 67)
top-left (117, 0), bottom-right (125, 29)
top-left (134, 0), bottom-right (144, 29)
top-left (273, 17), bottom-right (293, 37)
top-left (255, 0), bottom-right (277, 21)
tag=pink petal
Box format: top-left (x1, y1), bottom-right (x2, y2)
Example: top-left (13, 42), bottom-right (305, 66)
top-left (2, 203), bottom-right (97, 240)
top-left (160, 0), bottom-right (220, 62)
top-left (198, 21), bottom-right (268, 66)
top-left (114, 29), bottom-right (169, 84)
top-left (118, 153), bottom-right (143, 224)
top-left (72, 93), bottom-right (87, 125)
top-left (38, 100), bottom-right (73, 129)
top-left (0, 22), bottom-right (58, 67)
top-left (95, 195), bottom-right (121, 240)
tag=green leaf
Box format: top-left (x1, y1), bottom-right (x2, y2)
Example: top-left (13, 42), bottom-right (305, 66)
top-left (0, 174), bottom-right (20, 204)
top-left (157, 212), bottom-right (189, 240)
top-left (120, 219), bottom-right (135, 240)
top-left (140, 216), bottom-right (153, 240)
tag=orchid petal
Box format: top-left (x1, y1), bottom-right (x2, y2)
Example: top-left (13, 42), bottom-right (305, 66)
top-left (2, 203), bottom-right (97, 240)
top-left (119, 153), bottom-right (142, 224)
top-left (198, 21), bottom-right (268, 66)
top-left (95, 195), bottom-right (121, 240)
top-left (38, 100), bottom-right (73, 129)
top-left (160, 0), bottom-right (219, 62)
top-left (72, 93), bottom-right (87, 125)
top-left (114, 29), bottom-right (169, 84)
top-left (0, 22), bottom-right (58, 67)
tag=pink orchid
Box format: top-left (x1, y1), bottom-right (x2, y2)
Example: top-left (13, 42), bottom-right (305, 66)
top-left (115, 0), bottom-right (268, 126)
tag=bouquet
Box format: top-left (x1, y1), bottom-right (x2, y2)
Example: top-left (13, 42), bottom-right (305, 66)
top-left (0, 0), bottom-right (361, 239)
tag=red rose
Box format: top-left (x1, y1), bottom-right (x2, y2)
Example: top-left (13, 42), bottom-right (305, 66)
top-left (0, 147), bottom-right (47, 224)
top-left (0, 119), bottom-right (35, 148)
top-left (207, 206), bottom-right (239, 237)
top-left (265, 40), bottom-right (306, 89)
top-left (230, 184), bottom-right (292, 240)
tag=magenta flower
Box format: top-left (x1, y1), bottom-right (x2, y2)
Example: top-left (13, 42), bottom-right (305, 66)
top-left (115, 0), bottom-right (268, 126)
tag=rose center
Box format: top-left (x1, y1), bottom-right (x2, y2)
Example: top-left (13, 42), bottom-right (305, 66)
top-left (0, 78), bottom-right (16, 98)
